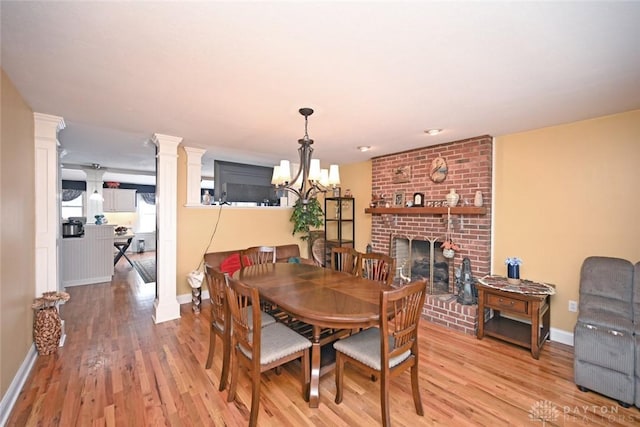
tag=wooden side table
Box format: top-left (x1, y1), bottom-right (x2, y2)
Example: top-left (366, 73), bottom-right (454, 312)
top-left (476, 277), bottom-right (554, 359)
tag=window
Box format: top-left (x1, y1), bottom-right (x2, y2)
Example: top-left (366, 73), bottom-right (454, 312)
top-left (61, 193), bottom-right (84, 219)
top-left (135, 194), bottom-right (156, 233)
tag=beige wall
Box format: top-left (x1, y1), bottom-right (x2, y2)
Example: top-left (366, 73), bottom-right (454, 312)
top-left (493, 109), bottom-right (640, 332)
top-left (0, 69), bottom-right (36, 397)
top-left (338, 160), bottom-right (372, 253)
top-left (175, 156), bottom-right (374, 296)
top-left (175, 148), bottom-right (304, 296)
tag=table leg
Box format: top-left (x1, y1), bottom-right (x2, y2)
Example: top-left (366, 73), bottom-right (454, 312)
top-left (309, 325), bottom-right (321, 408)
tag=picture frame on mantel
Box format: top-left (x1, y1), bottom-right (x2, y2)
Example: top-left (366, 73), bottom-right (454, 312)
top-left (392, 165), bottom-right (411, 183)
top-left (393, 191), bottom-right (404, 207)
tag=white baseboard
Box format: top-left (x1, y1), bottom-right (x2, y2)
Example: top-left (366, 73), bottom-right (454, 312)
top-left (550, 327), bottom-right (574, 346)
top-left (0, 344), bottom-right (37, 427)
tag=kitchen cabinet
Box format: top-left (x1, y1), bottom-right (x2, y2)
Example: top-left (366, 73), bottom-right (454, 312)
top-left (103, 188), bottom-right (136, 212)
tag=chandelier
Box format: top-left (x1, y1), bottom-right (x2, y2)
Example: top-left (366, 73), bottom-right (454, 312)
top-left (271, 108), bottom-right (340, 204)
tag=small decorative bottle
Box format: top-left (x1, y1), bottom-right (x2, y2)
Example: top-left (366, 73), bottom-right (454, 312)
top-left (445, 189), bottom-right (460, 207)
top-left (474, 191), bottom-right (483, 207)
top-left (202, 190), bottom-right (212, 205)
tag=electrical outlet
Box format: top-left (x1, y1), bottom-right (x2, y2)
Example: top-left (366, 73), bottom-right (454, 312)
top-left (568, 300), bottom-right (578, 312)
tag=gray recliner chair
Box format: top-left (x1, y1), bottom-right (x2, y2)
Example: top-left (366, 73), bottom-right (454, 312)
top-left (574, 256), bottom-right (635, 407)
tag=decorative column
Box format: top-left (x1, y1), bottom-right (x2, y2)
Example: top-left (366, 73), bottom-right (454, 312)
top-left (151, 133), bottom-right (183, 323)
top-left (183, 146), bottom-right (206, 206)
top-left (34, 113), bottom-right (65, 296)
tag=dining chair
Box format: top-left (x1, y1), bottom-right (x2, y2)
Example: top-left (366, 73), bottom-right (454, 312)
top-left (225, 277), bottom-right (311, 427)
top-left (360, 252), bottom-right (396, 286)
top-left (333, 279), bottom-right (427, 427)
top-left (240, 246), bottom-right (277, 267)
top-left (202, 265), bottom-right (276, 391)
top-left (330, 246), bottom-right (360, 275)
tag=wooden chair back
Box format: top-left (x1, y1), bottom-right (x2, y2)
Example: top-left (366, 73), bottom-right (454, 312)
top-left (360, 252), bottom-right (396, 286)
top-left (381, 279), bottom-right (426, 364)
top-left (225, 277), bottom-right (261, 365)
top-left (311, 238), bottom-right (326, 267)
top-left (330, 247), bottom-right (360, 275)
top-left (204, 264), bottom-right (227, 331)
top-left (203, 264), bottom-right (231, 390)
top-left (240, 246), bottom-right (277, 267)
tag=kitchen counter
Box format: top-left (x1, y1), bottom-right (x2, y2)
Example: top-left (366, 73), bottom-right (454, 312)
top-left (61, 224), bottom-right (115, 286)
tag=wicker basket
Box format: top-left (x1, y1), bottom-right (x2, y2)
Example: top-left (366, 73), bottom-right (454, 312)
top-left (33, 307), bottom-right (62, 355)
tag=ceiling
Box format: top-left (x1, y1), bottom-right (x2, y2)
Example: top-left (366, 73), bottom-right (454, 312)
top-left (2, 2), bottom-right (639, 185)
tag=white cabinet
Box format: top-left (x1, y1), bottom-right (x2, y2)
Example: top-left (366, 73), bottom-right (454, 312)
top-left (103, 188), bottom-right (136, 212)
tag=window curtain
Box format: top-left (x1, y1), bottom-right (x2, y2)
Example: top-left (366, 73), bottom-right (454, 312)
top-left (61, 189), bottom-right (83, 202)
top-left (140, 193), bottom-right (156, 205)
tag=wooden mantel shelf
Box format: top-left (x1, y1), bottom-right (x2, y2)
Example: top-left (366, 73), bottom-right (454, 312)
top-left (364, 206), bottom-right (487, 215)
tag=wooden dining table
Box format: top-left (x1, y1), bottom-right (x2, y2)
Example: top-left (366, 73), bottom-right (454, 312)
top-left (234, 262), bottom-right (391, 408)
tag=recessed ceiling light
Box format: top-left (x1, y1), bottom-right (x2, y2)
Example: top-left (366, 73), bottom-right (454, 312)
top-left (425, 129), bottom-right (442, 136)
top-left (357, 146), bottom-right (372, 152)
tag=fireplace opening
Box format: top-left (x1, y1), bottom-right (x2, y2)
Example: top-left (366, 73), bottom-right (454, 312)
top-left (390, 235), bottom-right (451, 294)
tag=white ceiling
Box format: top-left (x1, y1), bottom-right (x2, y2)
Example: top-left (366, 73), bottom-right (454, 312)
top-left (2, 2), bottom-right (640, 184)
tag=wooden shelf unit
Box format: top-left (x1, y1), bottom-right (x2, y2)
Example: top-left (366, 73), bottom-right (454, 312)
top-left (364, 206), bottom-right (486, 215)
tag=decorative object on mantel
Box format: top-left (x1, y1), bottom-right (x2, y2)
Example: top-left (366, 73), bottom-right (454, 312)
top-left (505, 257), bottom-right (523, 285)
top-left (271, 108), bottom-right (340, 204)
top-left (478, 275), bottom-right (555, 295)
top-left (412, 192), bottom-right (424, 207)
top-left (393, 191), bottom-right (404, 207)
top-left (32, 291), bottom-right (70, 355)
top-left (445, 189), bottom-right (459, 207)
top-left (392, 165), bottom-right (411, 183)
top-left (429, 156), bottom-right (448, 183)
top-left (474, 190), bottom-right (483, 207)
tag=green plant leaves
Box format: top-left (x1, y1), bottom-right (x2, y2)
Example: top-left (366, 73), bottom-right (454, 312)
top-left (290, 198), bottom-right (324, 240)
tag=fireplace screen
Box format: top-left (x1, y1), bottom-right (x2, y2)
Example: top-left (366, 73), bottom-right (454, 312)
top-left (390, 235), bottom-right (451, 294)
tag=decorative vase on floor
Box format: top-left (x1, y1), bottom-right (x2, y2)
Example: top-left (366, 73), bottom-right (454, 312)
top-left (507, 264), bottom-right (521, 285)
top-left (34, 307), bottom-right (62, 355)
top-left (445, 189), bottom-right (460, 207)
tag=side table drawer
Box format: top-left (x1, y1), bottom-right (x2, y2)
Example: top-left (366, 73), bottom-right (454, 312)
top-left (486, 293), bottom-right (527, 314)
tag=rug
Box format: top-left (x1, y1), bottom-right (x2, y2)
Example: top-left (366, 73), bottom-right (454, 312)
top-left (132, 259), bottom-right (156, 284)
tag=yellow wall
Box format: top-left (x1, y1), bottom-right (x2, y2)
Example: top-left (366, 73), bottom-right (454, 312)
top-left (176, 149), bottom-right (305, 296)
top-left (493, 109), bottom-right (640, 332)
top-left (175, 156), bottom-right (374, 296)
top-left (0, 68), bottom-right (36, 397)
top-left (339, 160), bottom-right (373, 253)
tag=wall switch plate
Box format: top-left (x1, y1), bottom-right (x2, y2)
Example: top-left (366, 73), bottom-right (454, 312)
top-left (568, 300), bottom-right (578, 312)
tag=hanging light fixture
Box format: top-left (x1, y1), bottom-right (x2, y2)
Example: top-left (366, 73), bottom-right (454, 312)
top-left (272, 108), bottom-right (340, 204)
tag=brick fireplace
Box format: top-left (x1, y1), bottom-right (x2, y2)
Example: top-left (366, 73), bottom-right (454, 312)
top-left (370, 136), bottom-right (492, 334)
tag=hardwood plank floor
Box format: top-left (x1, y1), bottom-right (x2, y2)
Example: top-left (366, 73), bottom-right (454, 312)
top-left (7, 253), bottom-right (639, 426)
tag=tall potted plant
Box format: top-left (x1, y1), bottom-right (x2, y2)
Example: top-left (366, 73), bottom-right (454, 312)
top-left (290, 197), bottom-right (324, 242)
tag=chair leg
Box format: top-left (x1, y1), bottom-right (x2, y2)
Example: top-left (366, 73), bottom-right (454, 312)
top-left (380, 372), bottom-right (391, 427)
top-left (227, 350), bottom-right (239, 403)
top-left (249, 368), bottom-right (261, 427)
top-left (334, 352), bottom-right (344, 404)
top-left (219, 334), bottom-right (230, 392)
top-left (205, 327), bottom-right (216, 369)
top-left (301, 349), bottom-right (310, 401)
top-left (411, 361), bottom-right (424, 416)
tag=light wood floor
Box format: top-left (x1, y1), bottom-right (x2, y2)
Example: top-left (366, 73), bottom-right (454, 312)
top-left (7, 253), bottom-right (639, 426)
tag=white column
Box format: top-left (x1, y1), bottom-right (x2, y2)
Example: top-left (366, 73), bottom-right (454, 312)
top-left (151, 133), bottom-right (182, 323)
top-left (183, 146), bottom-right (206, 206)
top-left (84, 168), bottom-right (105, 221)
top-left (34, 113), bottom-right (65, 296)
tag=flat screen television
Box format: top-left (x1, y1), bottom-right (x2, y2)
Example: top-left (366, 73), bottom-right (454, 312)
top-left (213, 160), bottom-right (275, 205)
